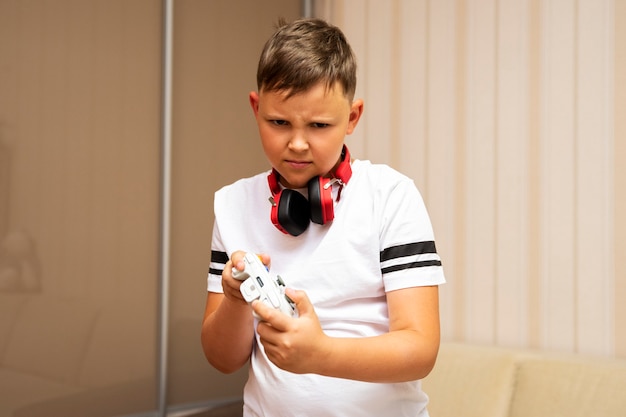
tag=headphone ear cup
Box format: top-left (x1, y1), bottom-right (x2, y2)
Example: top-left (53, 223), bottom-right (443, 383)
top-left (308, 177), bottom-right (334, 225)
top-left (274, 189), bottom-right (310, 236)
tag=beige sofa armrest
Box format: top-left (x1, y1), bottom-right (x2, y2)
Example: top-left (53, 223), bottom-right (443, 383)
top-left (509, 354), bottom-right (626, 417)
top-left (423, 343), bottom-right (533, 417)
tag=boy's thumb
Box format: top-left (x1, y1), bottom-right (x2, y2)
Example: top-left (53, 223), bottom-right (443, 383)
top-left (285, 288), bottom-right (312, 315)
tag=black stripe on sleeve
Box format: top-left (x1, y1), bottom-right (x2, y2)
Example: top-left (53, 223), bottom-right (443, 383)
top-left (381, 260), bottom-right (442, 275)
top-left (211, 250), bottom-right (229, 264)
top-left (380, 241), bottom-right (438, 262)
top-left (208, 267), bottom-right (223, 276)
top-left (209, 250), bottom-right (229, 277)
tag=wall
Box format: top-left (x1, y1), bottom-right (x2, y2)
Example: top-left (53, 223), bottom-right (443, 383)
top-left (616, 0), bottom-right (626, 358)
top-left (315, 0), bottom-right (626, 357)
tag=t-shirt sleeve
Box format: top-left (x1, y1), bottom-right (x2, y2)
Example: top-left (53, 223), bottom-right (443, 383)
top-left (207, 218), bottom-right (228, 293)
top-left (379, 177), bottom-right (445, 292)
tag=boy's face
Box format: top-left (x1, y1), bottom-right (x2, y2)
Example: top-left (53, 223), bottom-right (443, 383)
top-left (250, 81), bottom-right (363, 189)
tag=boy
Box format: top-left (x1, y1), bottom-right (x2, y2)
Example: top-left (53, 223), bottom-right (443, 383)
top-left (201, 18), bottom-right (445, 416)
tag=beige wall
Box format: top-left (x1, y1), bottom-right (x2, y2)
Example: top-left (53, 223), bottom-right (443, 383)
top-left (316, 0), bottom-right (626, 357)
top-left (615, 0), bottom-right (626, 357)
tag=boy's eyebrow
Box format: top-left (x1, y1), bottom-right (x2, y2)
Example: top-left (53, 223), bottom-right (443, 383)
top-left (261, 107), bottom-right (338, 119)
top-left (263, 112), bottom-right (338, 121)
top-left (260, 111), bottom-right (287, 120)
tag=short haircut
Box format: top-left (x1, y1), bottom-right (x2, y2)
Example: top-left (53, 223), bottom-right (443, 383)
top-left (256, 18), bottom-right (357, 101)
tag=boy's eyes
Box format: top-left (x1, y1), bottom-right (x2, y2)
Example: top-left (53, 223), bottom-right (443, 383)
top-left (269, 120), bottom-right (329, 128)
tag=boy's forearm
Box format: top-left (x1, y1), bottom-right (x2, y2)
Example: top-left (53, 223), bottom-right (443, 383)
top-left (201, 298), bottom-right (255, 374)
top-left (313, 330), bottom-right (439, 383)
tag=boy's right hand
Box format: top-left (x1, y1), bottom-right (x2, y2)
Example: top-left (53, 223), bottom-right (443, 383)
top-left (222, 250), bottom-right (271, 306)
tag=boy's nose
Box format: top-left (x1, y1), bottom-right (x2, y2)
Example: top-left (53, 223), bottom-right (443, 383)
top-left (287, 130), bottom-right (309, 151)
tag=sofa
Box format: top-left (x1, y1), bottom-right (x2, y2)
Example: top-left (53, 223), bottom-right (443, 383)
top-left (422, 342), bottom-right (626, 417)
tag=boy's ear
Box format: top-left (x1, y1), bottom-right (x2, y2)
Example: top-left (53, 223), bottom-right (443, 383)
top-left (249, 91), bottom-right (260, 116)
top-left (346, 99), bottom-right (364, 135)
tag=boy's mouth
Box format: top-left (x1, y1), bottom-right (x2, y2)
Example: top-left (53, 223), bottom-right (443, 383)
top-left (285, 160), bottom-right (311, 169)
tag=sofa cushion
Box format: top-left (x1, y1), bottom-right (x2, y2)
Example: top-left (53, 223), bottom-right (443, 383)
top-left (423, 342), bottom-right (530, 417)
top-left (509, 353), bottom-right (626, 417)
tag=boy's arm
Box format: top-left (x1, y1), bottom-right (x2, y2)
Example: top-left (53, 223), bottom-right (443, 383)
top-left (201, 253), bottom-right (257, 374)
top-left (253, 285), bottom-right (440, 383)
top-left (201, 292), bottom-right (254, 373)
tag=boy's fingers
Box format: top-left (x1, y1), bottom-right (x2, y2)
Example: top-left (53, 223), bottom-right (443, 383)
top-left (285, 288), bottom-right (312, 315)
top-left (253, 300), bottom-right (291, 331)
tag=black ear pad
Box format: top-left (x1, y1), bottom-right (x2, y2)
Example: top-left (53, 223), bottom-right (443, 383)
top-left (308, 177), bottom-right (334, 225)
top-left (276, 189), bottom-right (310, 236)
top-left (308, 177), bottom-right (322, 225)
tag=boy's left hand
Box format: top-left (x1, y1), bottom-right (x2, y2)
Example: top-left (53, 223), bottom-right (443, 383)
top-left (253, 288), bottom-right (329, 374)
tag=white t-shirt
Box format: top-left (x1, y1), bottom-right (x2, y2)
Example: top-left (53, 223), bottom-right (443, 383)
top-left (207, 159), bottom-right (445, 417)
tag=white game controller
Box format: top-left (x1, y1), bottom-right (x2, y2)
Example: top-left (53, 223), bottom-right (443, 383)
top-left (231, 252), bottom-right (297, 318)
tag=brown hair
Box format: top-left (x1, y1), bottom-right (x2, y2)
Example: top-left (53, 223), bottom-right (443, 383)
top-left (256, 18), bottom-right (357, 100)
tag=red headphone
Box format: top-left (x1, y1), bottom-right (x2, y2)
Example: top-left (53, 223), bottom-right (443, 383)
top-left (267, 146), bottom-right (352, 236)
